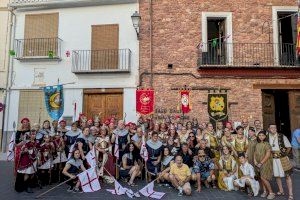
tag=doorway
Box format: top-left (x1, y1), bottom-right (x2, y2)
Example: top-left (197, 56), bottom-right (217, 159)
top-left (277, 12), bottom-right (297, 65)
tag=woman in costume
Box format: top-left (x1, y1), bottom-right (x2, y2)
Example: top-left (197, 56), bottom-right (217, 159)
top-left (120, 143), bottom-right (141, 186)
top-left (62, 149), bottom-right (86, 193)
top-left (178, 126), bottom-right (189, 144)
top-left (52, 132), bottom-right (67, 182)
top-left (88, 126), bottom-right (99, 150)
top-left (15, 130), bottom-right (39, 193)
top-left (159, 147), bottom-right (174, 184)
top-left (221, 127), bottom-right (236, 148)
top-left (204, 123), bottom-right (220, 162)
top-left (76, 127), bottom-right (90, 161)
top-left (254, 130), bottom-right (275, 199)
top-left (218, 146), bottom-right (237, 191)
top-left (57, 120), bottom-right (69, 136)
top-left (65, 122), bottom-right (81, 157)
top-left (146, 132), bottom-right (163, 178)
top-left (38, 134), bottom-right (55, 186)
top-left (40, 120), bottom-right (53, 136)
top-left (159, 122), bottom-right (169, 144)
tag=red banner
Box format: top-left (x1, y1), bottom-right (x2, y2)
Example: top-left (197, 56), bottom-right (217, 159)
top-left (136, 89), bottom-right (154, 115)
top-left (180, 90), bottom-right (191, 113)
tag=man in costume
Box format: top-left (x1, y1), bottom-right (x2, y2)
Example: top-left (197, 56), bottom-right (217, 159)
top-left (112, 120), bottom-right (129, 160)
top-left (15, 129), bottom-right (40, 193)
top-left (268, 124), bottom-right (294, 200)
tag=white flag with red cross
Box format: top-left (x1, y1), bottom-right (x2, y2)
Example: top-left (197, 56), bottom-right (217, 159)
top-left (106, 179), bottom-right (140, 198)
top-left (139, 181), bottom-right (165, 199)
top-left (6, 132), bottom-right (15, 161)
top-left (114, 134), bottom-right (119, 159)
top-left (86, 146), bottom-right (97, 168)
top-left (140, 133), bottom-right (148, 162)
top-left (78, 167), bottom-right (101, 193)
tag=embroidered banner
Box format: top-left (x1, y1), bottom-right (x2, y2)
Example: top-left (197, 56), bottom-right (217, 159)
top-left (208, 93), bottom-right (228, 121)
top-left (44, 85), bottom-right (64, 120)
top-left (136, 89), bottom-right (154, 115)
top-left (180, 90), bottom-right (191, 113)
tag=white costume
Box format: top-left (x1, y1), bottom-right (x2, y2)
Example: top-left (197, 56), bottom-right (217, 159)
top-left (234, 162), bottom-right (259, 196)
top-left (269, 133), bottom-right (292, 177)
top-left (218, 157), bottom-right (237, 191)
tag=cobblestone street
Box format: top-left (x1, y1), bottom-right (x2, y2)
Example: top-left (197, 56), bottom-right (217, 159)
top-left (0, 161), bottom-right (299, 200)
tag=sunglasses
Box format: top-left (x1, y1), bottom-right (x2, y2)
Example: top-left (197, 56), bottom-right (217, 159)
top-left (199, 155), bottom-right (205, 157)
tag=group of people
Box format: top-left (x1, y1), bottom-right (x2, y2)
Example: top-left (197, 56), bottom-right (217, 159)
top-left (12, 114), bottom-right (298, 200)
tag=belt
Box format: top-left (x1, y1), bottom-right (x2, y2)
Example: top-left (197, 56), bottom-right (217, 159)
top-left (272, 151), bottom-right (284, 158)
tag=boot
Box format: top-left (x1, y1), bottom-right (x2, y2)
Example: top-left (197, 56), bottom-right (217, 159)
top-left (25, 179), bottom-right (34, 193)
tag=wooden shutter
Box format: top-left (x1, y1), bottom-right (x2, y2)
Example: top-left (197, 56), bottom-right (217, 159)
top-left (24, 13), bottom-right (59, 57)
top-left (18, 90), bottom-right (50, 126)
top-left (289, 91), bottom-right (300, 133)
top-left (91, 24), bottom-right (119, 69)
top-left (262, 92), bottom-right (276, 130)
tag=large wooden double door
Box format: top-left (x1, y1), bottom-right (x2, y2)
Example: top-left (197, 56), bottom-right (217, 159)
top-left (83, 89), bottom-right (123, 120)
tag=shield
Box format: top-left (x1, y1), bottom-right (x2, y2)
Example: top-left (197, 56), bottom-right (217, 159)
top-left (208, 93), bottom-right (228, 121)
top-left (44, 85), bottom-right (64, 120)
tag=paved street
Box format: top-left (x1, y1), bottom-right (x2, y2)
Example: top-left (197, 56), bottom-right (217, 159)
top-left (0, 161), bottom-right (299, 200)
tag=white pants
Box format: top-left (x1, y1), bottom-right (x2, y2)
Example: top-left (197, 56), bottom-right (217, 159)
top-left (223, 175), bottom-right (236, 191)
top-left (234, 177), bottom-right (259, 196)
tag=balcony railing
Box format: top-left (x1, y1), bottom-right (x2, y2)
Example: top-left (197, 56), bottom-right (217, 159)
top-left (72, 49), bottom-right (131, 73)
top-left (15, 37), bottom-right (62, 61)
top-left (198, 43), bottom-right (299, 67)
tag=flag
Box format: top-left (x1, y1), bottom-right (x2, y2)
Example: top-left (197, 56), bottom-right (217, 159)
top-left (297, 19), bottom-right (300, 55)
top-left (86, 147), bottom-right (97, 168)
top-left (106, 180), bottom-right (140, 198)
top-left (68, 143), bottom-right (76, 159)
top-left (114, 135), bottom-right (119, 159)
top-left (136, 89), bottom-right (155, 115)
top-left (43, 85), bottom-right (64, 120)
top-left (139, 181), bottom-right (165, 199)
top-left (140, 133), bottom-right (148, 162)
top-left (6, 132), bottom-right (15, 161)
top-left (180, 90), bottom-right (191, 114)
top-left (78, 167), bottom-right (101, 193)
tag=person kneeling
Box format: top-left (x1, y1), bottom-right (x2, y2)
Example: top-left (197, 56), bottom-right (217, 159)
top-left (192, 149), bottom-right (216, 192)
top-left (62, 149), bottom-right (86, 193)
top-left (169, 155), bottom-right (192, 196)
top-left (233, 153), bottom-right (259, 196)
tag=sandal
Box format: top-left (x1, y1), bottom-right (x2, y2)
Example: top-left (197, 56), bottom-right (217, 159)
top-left (267, 193), bottom-right (275, 200)
top-left (288, 195), bottom-right (294, 200)
top-left (277, 192), bottom-right (285, 196)
top-left (260, 191), bottom-right (268, 198)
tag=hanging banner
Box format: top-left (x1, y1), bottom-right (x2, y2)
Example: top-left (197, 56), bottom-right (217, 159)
top-left (180, 90), bottom-right (191, 114)
top-left (208, 93), bottom-right (228, 121)
top-left (44, 85), bottom-right (64, 120)
top-left (136, 89), bottom-right (154, 115)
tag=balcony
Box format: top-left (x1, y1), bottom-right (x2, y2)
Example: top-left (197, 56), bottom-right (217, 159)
top-left (15, 38), bottom-right (62, 62)
top-left (198, 43), bottom-right (299, 68)
top-left (9, 0), bottom-right (138, 9)
top-left (72, 49), bottom-right (131, 73)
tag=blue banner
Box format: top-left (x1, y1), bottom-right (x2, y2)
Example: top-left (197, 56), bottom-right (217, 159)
top-left (44, 85), bottom-right (64, 120)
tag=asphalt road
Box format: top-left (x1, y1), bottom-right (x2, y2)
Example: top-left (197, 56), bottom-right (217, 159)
top-left (0, 161), bottom-right (299, 200)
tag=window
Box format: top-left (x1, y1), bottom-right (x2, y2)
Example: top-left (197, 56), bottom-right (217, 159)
top-left (18, 90), bottom-right (50, 126)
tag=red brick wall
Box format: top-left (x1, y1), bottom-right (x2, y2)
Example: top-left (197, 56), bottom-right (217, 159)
top-left (139, 0), bottom-right (299, 125)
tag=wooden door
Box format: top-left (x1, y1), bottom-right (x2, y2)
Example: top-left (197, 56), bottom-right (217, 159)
top-left (262, 91), bottom-right (276, 130)
top-left (91, 24), bottom-right (119, 70)
top-left (288, 91), bottom-right (300, 132)
top-left (83, 92), bottom-right (123, 120)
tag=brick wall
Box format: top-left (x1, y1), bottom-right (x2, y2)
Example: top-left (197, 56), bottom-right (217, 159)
top-left (139, 0), bottom-right (299, 124)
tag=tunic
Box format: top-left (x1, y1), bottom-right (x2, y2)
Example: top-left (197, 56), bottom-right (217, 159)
top-left (254, 142), bottom-right (273, 180)
top-left (218, 155), bottom-right (237, 191)
top-left (246, 137), bottom-right (257, 166)
top-left (146, 140), bottom-right (163, 174)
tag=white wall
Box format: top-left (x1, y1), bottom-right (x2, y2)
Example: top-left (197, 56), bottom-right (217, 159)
top-left (12, 3), bottom-right (139, 89)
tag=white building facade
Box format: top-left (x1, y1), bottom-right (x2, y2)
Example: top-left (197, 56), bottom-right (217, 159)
top-left (3, 0), bottom-right (139, 145)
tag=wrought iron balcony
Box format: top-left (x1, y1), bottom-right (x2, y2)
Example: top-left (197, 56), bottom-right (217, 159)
top-left (15, 37), bottom-right (62, 62)
top-left (198, 43), bottom-right (299, 68)
top-left (72, 49), bottom-right (131, 73)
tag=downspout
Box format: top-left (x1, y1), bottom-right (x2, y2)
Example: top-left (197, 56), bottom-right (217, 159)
top-left (2, 8), bottom-right (16, 152)
top-left (149, 0), bottom-right (153, 87)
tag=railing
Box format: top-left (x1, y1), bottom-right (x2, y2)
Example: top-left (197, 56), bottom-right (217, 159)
top-left (72, 49), bottom-right (131, 73)
top-left (10, 0), bottom-right (48, 3)
top-left (198, 43), bottom-right (299, 67)
top-left (15, 37), bottom-right (62, 60)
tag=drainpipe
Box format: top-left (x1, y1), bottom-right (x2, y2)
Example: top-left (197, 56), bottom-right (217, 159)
top-left (2, 8), bottom-right (16, 153)
top-left (149, 0), bottom-right (153, 88)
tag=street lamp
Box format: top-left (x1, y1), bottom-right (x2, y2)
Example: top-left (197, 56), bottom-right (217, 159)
top-left (131, 11), bottom-right (141, 39)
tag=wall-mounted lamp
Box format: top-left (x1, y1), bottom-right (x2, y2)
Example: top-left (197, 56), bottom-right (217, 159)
top-left (131, 11), bottom-right (141, 39)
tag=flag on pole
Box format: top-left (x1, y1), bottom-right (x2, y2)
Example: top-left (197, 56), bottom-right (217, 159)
top-left (139, 181), bottom-right (165, 199)
top-left (140, 133), bottom-right (148, 162)
top-left (106, 180), bottom-right (140, 198)
top-left (86, 147), bottom-right (97, 168)
top-left (114, 135), bottom-right (119, 159)
top-left (68, 143), bottom-right (76, 159)
top-left (6, 132), bottom-right (15, 161)
top-left (78, 167), bottom-right (101, 193)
